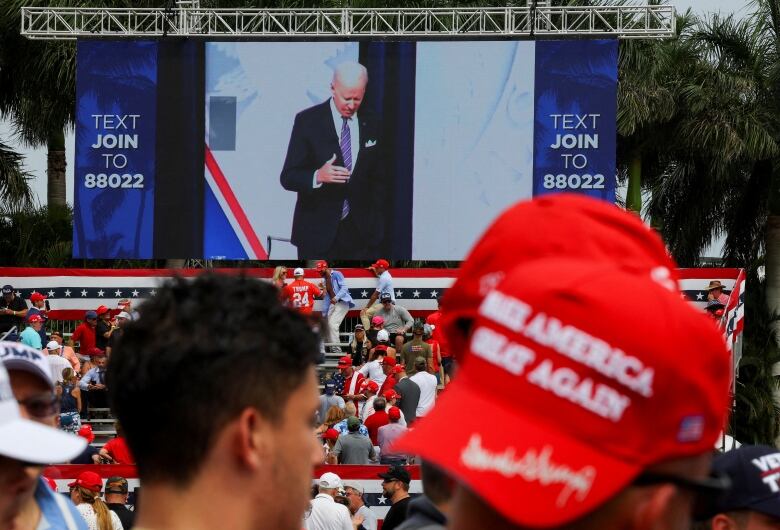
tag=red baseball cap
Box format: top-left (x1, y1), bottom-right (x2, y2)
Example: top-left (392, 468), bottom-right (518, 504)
top-left (383, 389), bottom-right (399, 401)
top-left (396, 258), bottom-right (731, 528)
top-left (29, 292), bottom-right (47, 302)
top-left (78, 424), bottom-right (95, 443)
top-left (441, 194), bottom-right (679, 361)
top-left (392, 364), bottom-right (406, 374)
top-left (371, 316), bottom-right (384, 326)
top-left (360, 380), bottom-right (379, 394)
top-left (315, 260), bottom-right (329, 271)
top-left (337, 356), bottom-right (352, 369)
top-left (96, 305), bottom-right (110, 315)
top-left (68, 471), bottom-right (103, 492)
top-left (322, 428), bottom-right (340, 441)
top-left (86, 347), bottom-right (105, 358)
top-left (381, 357), bottom-right (397, 367)
top-left (26, 314), bottom-right (43, 323)
top-left (371, 259), bottom-right (390, 269)
top-left (388, 407), bottom-right (401, 421)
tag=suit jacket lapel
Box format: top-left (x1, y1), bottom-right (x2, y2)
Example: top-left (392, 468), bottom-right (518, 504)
top-left (320, 100), bottom-right (342, 165)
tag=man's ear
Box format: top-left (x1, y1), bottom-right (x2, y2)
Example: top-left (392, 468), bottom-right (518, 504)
top-left (711, 513), bottom-right (739, 530)
top-left (233, 407), bottom-right (272, 471)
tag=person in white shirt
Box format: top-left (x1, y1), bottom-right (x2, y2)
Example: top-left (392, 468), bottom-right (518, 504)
top-left (343, 482), bottom-right (377, 530)
top-left (359, 330), bottom-right (389, 387)
top-left (46, 341), bottom-right (72, 384)
top-left (304, 472), bottom-right (355, 530)
top-left (409, 357), bottom-right (438, 418)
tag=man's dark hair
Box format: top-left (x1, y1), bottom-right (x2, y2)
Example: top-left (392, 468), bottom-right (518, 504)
top-left (107, 274), bottom-right (320, 486)
top-left (373, 397), bottom-right (386, 412)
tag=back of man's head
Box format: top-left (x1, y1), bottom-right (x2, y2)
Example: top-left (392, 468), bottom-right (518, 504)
top-left (108, 274), bottom-right (320, 486)
top-left (420, 461), bottom-right (455, 507)
top-left (373, 397), bottom-right (386, 412)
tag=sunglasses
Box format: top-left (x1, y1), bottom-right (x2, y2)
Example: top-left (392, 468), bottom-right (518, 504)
top-left (18, 393), bottom-right (61, 418)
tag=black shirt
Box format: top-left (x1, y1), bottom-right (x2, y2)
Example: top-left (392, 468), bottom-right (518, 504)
top-left (71, 445), bottom-right (99, 465)
top-left (95, 320), bottom-right (112, 349)
top-left (0, 295), bottom-right (26, 332)
top-left (382, 496), bottom-right (412, 530)
top-left (108, 503), bottom-right (135, 529)
top-left (107, 328), bottom-right (123, 352)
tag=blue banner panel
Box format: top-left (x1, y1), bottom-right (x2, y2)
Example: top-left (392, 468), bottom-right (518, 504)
top-left (533, 40), bottom-right (617, 202)
top-left (73, 41), bottom-right (158, 259)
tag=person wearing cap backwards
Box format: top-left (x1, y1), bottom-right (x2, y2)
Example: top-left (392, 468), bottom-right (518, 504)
top-left (337, 355), bottom-right (365, 410)
top-left (106, 311), bottom-right (132, 357)
top-left (95, 306), bottom-right (113, 351)
top-left (107, 275), bottom-right (324, 530)
top-left (46, 340), bottom-right (71, 384)
top-left (0, 284), bottom-right (27, 339)
top-left (304, 472), bottom-right (357, 530)
top-left (69, 470), bottom-right (123, 529)
top-left (360, 259), bottom-right (394, 330)
top-left (0, 341), bottom-right (88, 530)
top-left (19, 314), bottom-right (45, 350)
top-left (395, 252), bottom-right (732, 530)
top-left (343, 482), bottom-right (377, 530)
top-left (373, 293), bottom-right (414, 352)
top-left (104, 476), bottom-right (135, 530)
top-left (378, 466), bottom-right (413, 530)
top-left (400, 320), bottom-right (432, 377)
top-left (80, 350), bottom-right (109, 409)
top-left (282, 267), bottom-right (323, 315)
top-left (319, 379), bottom-right (346, 423)
top-left (27, 291), bottom-right (49, 346)
top-left (317, 261), bottom-right (355, 352)
top-left (692, 445), bottom-right (780, 530)
top-left (70, 311), bottom-right (98, 355)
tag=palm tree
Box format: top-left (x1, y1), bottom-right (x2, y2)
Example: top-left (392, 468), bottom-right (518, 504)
top-left (0, 139), bottom-right (35, 211)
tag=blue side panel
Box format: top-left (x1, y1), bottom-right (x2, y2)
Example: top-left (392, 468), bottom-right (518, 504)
top-left (533, 39), bottom-right (617, 202)
top-left (73, 40), bottom-right (158, 258)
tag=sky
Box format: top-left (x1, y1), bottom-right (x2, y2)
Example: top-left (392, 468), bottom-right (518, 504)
top-left (0, 0), bottom-right (754, 208)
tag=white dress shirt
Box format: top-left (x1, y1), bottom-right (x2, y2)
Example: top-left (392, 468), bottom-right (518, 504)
top-left (410, 371), bottom-right (438, 417)
top-left (304, 493), bottom-right (353, 530)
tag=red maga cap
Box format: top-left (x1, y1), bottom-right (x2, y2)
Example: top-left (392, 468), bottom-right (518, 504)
top-left (337, 356), bottom-right (352, 369)
top-left (29, 292), bottom-right (47, 302)
top-left (388, 407), bottom-right (402, 421)
top-left (381, 357), bottom-right (397, 367)
top-left (78, 424), bottom-right (95, 443)
top-left (96, 305), bottom-right (110, 315)
top-left (441, 194), bottom-right (678, 361)
top-left (360, 380), bottom-right (379, 394)
top-left (68, 471), bottom-right (103, 492)
top-left (26, 314), bottom-right (43, 323)
top-left (316, 260), bottom-right (329, 271)
top-left (392, 364), bottom-right (406, 374)
top-left (396, 258), bottom-right (730, 528)
top-left (371, 259), bottom-right (390, 269)
top-left (383, 389), bottom-right (399, 401)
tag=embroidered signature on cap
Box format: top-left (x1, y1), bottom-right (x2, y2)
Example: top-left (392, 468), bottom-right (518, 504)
top-left (460, 434), bottom-right (596, 507)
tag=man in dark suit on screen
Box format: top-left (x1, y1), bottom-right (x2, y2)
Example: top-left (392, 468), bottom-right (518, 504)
top-left (280, 61), bottom-right (385, 260)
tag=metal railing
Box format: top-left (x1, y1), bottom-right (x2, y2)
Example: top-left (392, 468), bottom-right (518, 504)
top-left (21, 5), bottom-right (676, 40)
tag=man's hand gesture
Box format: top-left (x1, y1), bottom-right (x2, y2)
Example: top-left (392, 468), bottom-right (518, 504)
top-left (316, 153), bottom-right (351, 184)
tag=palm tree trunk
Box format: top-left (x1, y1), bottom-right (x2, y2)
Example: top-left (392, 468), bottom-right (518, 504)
top-left (46, 128), bottom-right (66, 208)
top-left (626, 154), bottom-right (642, 214)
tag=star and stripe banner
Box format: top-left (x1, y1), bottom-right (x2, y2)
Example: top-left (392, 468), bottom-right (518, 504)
top-left (46, 464), bottom-right (422, 521)
top-left (0, 267), bottom-right (745, 345)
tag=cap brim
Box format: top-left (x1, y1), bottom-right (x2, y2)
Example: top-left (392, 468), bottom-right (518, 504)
top-left (4, 359), bottom-right (54, 390)
top-left (0, 418), bottom-right (86, 464)
top-left (394, 384), bottom-right (641, 527)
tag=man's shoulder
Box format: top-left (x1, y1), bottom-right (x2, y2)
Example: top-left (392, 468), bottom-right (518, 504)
top-left (296, 100), bottom-right (331, 122)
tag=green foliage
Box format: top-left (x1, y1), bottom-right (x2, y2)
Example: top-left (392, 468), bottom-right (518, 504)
top-left (733, 268), bottom-right (780, 444)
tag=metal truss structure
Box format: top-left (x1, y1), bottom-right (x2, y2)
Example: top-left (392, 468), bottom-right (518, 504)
top-left (21, 4), bottom-right (675, 40)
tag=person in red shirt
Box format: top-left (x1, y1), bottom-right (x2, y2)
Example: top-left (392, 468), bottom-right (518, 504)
top-left (378, 356), bottom-right (398, 396)
top-left (425, 296), bottom-right (452, 373)
top-left (99, 424), bottom-right (135, 464)
top-left (70, 310), bottom-right (98, 354)
top-left (281, 267), bottom-right (322, 315)
top-left (423, 324), bottom-right (446, 386)
top-left (338, 356), bottom-right (365, 410)
top-left (363, 397), bottom-right (389, 446)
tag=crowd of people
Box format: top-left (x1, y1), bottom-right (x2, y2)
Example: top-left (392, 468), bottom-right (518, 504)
top-left (0, 193), bottom-right (756, 530)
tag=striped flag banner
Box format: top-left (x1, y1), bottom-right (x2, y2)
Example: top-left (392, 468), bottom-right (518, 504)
top-left (45, 464), bottom-right (422, 521)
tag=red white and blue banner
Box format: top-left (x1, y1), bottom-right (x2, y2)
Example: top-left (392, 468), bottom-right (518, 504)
top-left (45, 464), bottom-right (421, 521)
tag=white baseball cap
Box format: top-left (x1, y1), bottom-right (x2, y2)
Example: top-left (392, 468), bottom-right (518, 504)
top-left (319, 472), bottom-right (342, 489)
top-left (46, 341), bottom-right (60, 351)
top-left (0, 341), bottom-right (55, 390)
top-left (0, 342), bottom-right (86, 463)
top-left (343, 481), bottom-right (364, 495)
top-left (293, 267), bottom-right (305, 276)
top-left (377, 329), bottom-right (390, 342)
top-left (116, 311), bottom-right (132, 320)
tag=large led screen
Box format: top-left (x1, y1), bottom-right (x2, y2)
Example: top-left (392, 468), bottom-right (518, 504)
top-left (74, 39), bottom-right (617, 260)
